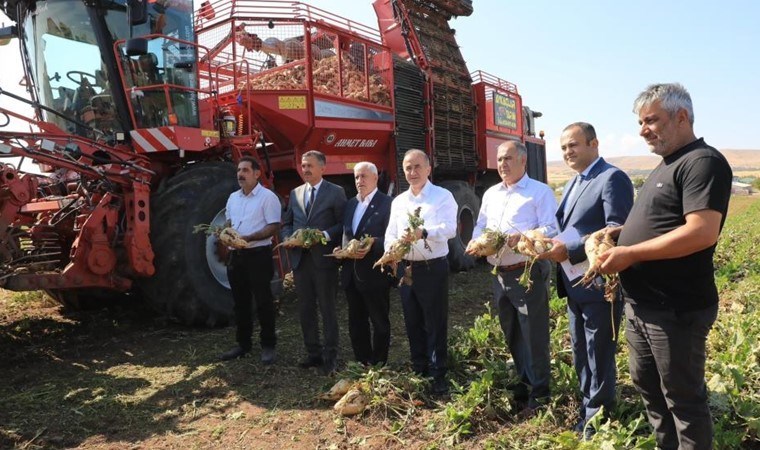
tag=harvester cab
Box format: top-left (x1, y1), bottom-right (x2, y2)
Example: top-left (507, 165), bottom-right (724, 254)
top-left (1, 0), bottom-right (203, 142)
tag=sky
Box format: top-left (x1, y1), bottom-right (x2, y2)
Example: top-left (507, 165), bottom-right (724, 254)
top-left (2, 0), bottom-right (759, 162)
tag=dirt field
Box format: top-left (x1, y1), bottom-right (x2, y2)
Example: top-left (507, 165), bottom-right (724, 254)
top-left (0, 267), bottom-right (499, 449)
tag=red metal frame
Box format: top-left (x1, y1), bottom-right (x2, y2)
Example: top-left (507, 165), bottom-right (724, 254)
top-left (471, 70), bottom-right (526, 171)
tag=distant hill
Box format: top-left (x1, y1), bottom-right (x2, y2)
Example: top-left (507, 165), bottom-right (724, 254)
top-left (548, 149), bottom-right (760, 184)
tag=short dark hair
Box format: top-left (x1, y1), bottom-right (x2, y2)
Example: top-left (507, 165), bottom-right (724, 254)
top-left (563, 122), bottom-right (597, 143)
top-left (238, 155), bottom-right (261, 171)
top-left (302, 150), bottom-right (326, 166)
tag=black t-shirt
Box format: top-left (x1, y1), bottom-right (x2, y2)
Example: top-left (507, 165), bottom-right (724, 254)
top-left (618, 138), bottom-right (732, 311)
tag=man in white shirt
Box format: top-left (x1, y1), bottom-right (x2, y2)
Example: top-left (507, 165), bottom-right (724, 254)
top-left (385, 149), bottom-right (457, 394)
top-left (340, 162), bottom-right (393, 366)
top-left (467, 140), bottom-right (558, 414)
top-left (220, 156), bottom-right (281, 364)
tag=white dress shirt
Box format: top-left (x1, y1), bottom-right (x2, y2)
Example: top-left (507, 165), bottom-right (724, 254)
top-left (385, 181), bottom-right (457, 261)
top-left (304, 179), bottom-right (323, 210)
top-left (225, 182), bottom-right (281, 248)
top-left (472, 174), bottom-right (559, 266)
top-left (352, 188), bottom-right (378, 234)
top-left (304, 179), bottom-right (331, 241)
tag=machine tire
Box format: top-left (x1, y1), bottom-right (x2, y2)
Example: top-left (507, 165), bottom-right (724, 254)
top-left (138, 162), bottom-right (238, 326)
top-left (439, 180), bottom-right (479, 272)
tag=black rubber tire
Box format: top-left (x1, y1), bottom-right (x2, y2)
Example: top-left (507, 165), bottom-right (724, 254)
top-left (439, 180), bottom-right (480, 272)
top-left (138, 161), bottom-right (238, 326)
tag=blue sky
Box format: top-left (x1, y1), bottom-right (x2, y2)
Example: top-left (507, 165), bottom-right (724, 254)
top-left (2, 0), bottom-right (758, 161)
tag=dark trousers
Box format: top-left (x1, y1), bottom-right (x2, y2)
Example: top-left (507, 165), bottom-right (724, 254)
top-left (399, 257), bottom-right (449, 379)
top-left (345, 280), bottom-right (391, 365)
top-left (226, 247), bottom-right (276, 351)
top-left (293, 255), bottom-right (339, 363)
top-left (493, 259), bottom-right (551, 406)
top-left (568, 297), bottom-right (622, 425)
top-left (625, 302), bottom-right (718, 450)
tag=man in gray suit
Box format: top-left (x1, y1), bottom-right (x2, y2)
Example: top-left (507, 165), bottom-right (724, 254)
top-left (281, 150), bottom-right (347, 375)
top-left (540, 122), bottom-right (633, 437)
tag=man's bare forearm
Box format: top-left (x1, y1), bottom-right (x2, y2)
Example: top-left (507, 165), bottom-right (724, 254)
top-left (244, 223), bottom-right (281, 242)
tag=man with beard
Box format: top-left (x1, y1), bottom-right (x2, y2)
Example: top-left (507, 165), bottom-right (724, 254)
top-left (599, 83), bottom-right (732, 449)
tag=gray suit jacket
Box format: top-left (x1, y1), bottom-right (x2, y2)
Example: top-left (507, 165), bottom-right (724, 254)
top-left (281, 180), bottom-right (347, 270)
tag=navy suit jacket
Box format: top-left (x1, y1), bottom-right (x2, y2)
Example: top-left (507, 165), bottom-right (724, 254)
top-left (340, 191), bottom-right (394, 290)
top-left (556, 158), bottom-right (634, 302)
top-left (281, 180), bottom-right (347, 270)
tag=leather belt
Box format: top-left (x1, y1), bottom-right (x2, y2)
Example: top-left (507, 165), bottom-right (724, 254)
top-left (497, 261), bottom-right (527, 272)
top-left (233, 245), bottom-right (272, 254)
top-left (404, 256), bottom-right (447, 266)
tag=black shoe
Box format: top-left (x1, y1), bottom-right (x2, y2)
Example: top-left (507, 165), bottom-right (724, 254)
top-left (298, 356), bottom-right (323, 369)
top-left (319, 359), bottom-right (337, 376)
top-left (220, 346), bottom-right (249, 361)
top-left (261, 347), bottom-right (276, 365)
top-left (573, 420), bottom-right (595, 440)
top-left (506, 382), bottom-right (530, 403)
top-left (431, 377), bottom-right (449, 395)
top-left (412, 366), bottom-right (430, 378)
top-left (517, 405), bottom-right (539, 420)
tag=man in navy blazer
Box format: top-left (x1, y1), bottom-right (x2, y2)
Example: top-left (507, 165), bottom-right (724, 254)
top-left (540, 122), bottom-right (633, 436)
top-left (340, 162), bottom-right (394, 366)
top-left (281, 150), bottom-right (347, 375)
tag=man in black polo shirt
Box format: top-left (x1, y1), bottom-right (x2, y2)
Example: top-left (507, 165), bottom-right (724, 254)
top-left (599, 83), bottom-right (732, 450)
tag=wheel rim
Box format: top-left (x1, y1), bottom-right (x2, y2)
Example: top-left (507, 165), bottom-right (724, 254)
top-left (205, 209), bottom-right (230, 289)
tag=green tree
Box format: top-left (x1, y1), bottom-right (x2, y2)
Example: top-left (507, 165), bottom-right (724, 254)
top-left (631, 176), bottom-right (646, 189)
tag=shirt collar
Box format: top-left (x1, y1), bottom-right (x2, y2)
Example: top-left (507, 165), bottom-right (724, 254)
top-left (579, 157), bottom-right (601, 179)
top-left (499, 173), bottom-right (530, 191)
top-left (238, 182), bottom-right (262, 197)
top-left (664, 138), bottom-right (705, 164)
top-left (409, 180), bottom-right (431, 198)
top-left (357, 187), bottom-right (378, 204)
top-left (308, 179), bottom-right (324, 192)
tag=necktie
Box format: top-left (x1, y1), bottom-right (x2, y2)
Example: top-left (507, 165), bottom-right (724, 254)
top-left (565, 174), bottom-right (584, 207)
top-left (306, 187), bottom-right (315, 215)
